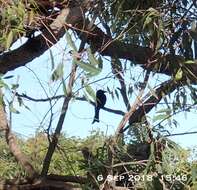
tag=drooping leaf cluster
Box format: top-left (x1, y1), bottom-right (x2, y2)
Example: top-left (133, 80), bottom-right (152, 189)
top-left (101, 0), bottom-right (197, 58)
top-left (0, 0), bottom-right (38, 51)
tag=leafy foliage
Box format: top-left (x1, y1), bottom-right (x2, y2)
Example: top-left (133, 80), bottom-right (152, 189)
top-left (102, 0), bottom-right (197, 58)
top-left (0, 130), bottom-right (196, 189)
top-left (0, 0), bottom-right (37, 50)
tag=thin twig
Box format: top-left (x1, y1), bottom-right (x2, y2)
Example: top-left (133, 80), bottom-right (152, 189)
top-left (164, 130), bottom-right (197, 137)
top-left (15, 92), bottom-right (125, 116)
top-left (41, 63), bottom-right (77, 176)
top-left (122, 80), bottom-right (180, 133)
top-left (115, 71), bottom-right (150, 136)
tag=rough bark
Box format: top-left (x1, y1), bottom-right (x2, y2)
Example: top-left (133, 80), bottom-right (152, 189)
top-left (0, 5), bottom-right (84, 74)
top-left (0, 0), bottom-right (197, 83)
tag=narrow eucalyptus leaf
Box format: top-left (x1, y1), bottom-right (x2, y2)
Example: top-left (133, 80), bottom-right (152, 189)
top-left (85, 85), bottom-right (96, 101)
top-left (9, 104), bottom-right (20, 114)
top-left (153, 114), bottom-right (167, 122)
top-left (62, 79), bottom-right (67, 95)
top-left (148, 85), bottom-right (158, 99)
top-left (73, 59), bottom-right (101, 77)
top-left (6, 30), bottom-right (13, 49)
top-left (3, 75), bottom-right (14, 79)
top-left (175, 68), bottom-right (183, 80)
top-left (51, 63), bottom-right (64, 81)
top-left (49, 49), bottom-right (55, 71)
top-left (66, 32), bottom-right (77, 51)
top-left (87, 48), bottom-right (99, 65)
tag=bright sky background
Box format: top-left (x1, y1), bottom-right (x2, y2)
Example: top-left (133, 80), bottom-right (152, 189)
top-left (3, 34), bottom-right (197, 151)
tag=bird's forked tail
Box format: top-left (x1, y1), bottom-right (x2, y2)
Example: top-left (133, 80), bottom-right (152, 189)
top-left (92, 107), bottom-right (100, 124)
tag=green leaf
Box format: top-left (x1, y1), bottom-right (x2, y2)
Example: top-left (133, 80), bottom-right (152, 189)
top-left (28, 10), bottom-right (35, 25)
top-left (184, 60), bottom-right (195, 64)
top-left (11, 84), bottom-right (19, 90)
top-left (147, 85), bottom-right (158, 99)
top-left (175, 68), bottom-right (183, 80)
top-left (17, 2), bottom-right (25, 17)
top-left (191, 166), bottom-right (197, 182)
top-left (98, 56), bottom-right (103, 70)
top-left (49, 49), bottom-right (55, 71)
top-left (147, 8), bottom-right (159, 16)
top-left (17, 96), bottom-right (23, 106)
top-left (3, 75), bottom-right (14, 79)
top-left (0, 95), bottom-right (4, 106)
top-left (85, 85), bottom-right (96, 101)
top-left (9, 104), bottom-right (20, 114)
top-left (150, 142), bottom-right (155, 154)
top-left (153, 114), bottom-right (168, 122)
top-left (0, 80), bottom-right (9, 89)
top-left (51, 63), bottom-right (64, 81)
top-left (156, 108), bottom-right (171, 114)
top-left (192, 183), bottom-right (197, 190)
top-left (73, 59), bottom-right (101, 77)
top-left (87, 48), bottom-right (99, 65)
top-left (155, 38), bottom-right (163, 52)
top-left (83, 91), bottom-right (92, 103)
top-left (155, 164), bottom-right (162, 174)
top-left (62, 79), bottom-right (67, 96)
top-left (6, 30), bottom-right (13, 49)
top-left (115, 89), bottom-right (119, 99)
top-left (143, 16), bottom-right (152, 29)
top-left (66, 32), bottom-right (77, 51)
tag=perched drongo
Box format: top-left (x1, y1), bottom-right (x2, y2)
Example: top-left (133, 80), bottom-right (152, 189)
top-left (92, 90), bottom-right (106, 124)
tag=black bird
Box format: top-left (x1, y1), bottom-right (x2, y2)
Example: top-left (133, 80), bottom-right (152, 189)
top-left (92, 90), bottom-right (106, 124)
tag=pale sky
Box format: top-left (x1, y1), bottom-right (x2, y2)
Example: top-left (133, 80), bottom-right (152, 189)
top-left (4, 34), bottom-right (197, 151)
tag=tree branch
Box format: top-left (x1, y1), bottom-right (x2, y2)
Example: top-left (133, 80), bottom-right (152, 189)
top-left (0, 5), bottom-right (84, 74)
top-left (74, 19), bottom-right (197, 82)
top-left (122, 80), bottom-right (182, 132)
top-left (1, 0), bottom-right (197, 83)
top-left (115, 71), bottom-right (150, 135)
top-left (15, 92), bottom-right (125, 116)
top-left (41, 61), bottom-right (78, 176)
top-left (111, 58), bottom-right (130, 110)
top-left (164, 130), bottom-right (197, 137)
